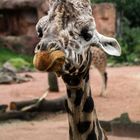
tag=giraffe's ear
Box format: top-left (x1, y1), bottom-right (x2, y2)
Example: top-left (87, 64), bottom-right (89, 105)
top-left (94, 30), bottom-right (121, 56)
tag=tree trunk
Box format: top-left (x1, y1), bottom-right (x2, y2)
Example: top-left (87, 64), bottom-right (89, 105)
top-left (10, 96), bottom-right (66, 112)
top-left (0, 111), bottom-right (37, 121)
top-left (48, 72), bottom-right (59, 92)
top-left (116, 10), bottom-right (123, 38)
top-left (0, 104), bottom-right (8, 113)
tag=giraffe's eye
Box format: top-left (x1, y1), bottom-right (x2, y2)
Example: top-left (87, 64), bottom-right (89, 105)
top-left (37, 26), bottom-right (43, 38)
top-left (80, 26), bottom-right (92, 41)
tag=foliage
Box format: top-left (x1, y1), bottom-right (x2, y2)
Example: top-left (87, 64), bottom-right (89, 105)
top-left (91, 0), bottom-right (140, 27)
top-left (109, 23), bottom-right (140, 64)
top-left (8, 58), bottom-right (31, 70)
top-left (0, 44), bottom-right (33, 69)
top-left (91, 0), bottom-right (140, 64)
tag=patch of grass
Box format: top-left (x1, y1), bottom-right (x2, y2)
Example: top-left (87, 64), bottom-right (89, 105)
top-left (8, 58), bottom-right (31, 70)
top-left (0, 44), bottom-right (33, 68)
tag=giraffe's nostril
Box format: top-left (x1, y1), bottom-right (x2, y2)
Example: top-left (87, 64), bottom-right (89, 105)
top-left (35, 44), bottom-right (41, 53)
top-left (35, 42), bottom-right (47, 53)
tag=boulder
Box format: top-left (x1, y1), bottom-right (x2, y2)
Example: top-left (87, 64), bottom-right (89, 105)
top-left (92, 3), bottom-right (116, 36)
top-left (0, 64), bottom-right (33, 84)
top-left (0, 35), bottom-right (39, 55)
top-left (3, 62), bottom-right (17, 73)
top-left (0, 0), bottom-right (43, 9)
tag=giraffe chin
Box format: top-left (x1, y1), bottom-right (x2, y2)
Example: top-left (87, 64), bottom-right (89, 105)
top-left (33, 50), bottom-right (65, 76)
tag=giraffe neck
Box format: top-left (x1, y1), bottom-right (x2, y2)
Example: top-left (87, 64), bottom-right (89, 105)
top-left (62, 72), bottom-right (107, 140)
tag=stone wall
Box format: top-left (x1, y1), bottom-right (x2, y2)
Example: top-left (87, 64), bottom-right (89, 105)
top-left (0, 2), bottom-right (116, 37)
top-left (37, 0), bottom-right (50, 18)
top-left (0, 8), bottom-right (38, 36)
top-left (92, 3), bottom-right (116, 37)
top-left (38, 1), bottom-right (117, 37)
top-left (0, 1), bottom-right (117, 54)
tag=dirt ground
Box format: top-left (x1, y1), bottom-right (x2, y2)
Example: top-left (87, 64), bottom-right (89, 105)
top-left (0, 66), bottom-right (140, 140)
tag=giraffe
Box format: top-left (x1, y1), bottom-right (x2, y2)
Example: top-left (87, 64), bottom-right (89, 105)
top-left (36, 15), bottom-right (107, 97)
top-left (91, 47), bottom-right (107, 96)
top-left (34, 0), bottom-right (121, 139)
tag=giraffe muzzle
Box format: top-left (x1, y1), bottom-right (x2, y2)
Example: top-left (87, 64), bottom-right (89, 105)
top-left (33, 40), bottom-right (65, 75)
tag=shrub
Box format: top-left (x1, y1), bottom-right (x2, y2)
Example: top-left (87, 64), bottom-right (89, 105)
top-left (0, 44), bottom-right (33, 69)
top-left (8, 58), bottom-right (31, 70)
top-left (91, 0), bottom-right (140, 64)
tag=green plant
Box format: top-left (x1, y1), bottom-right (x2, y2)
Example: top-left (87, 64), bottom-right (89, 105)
top-left (108, 27), bottom-right (140, 64)
top-left (0, 44), bottom-right (33, 68)
top-left (91, 0), bottom-right (140, 64)
top-left (8, 58), bottom-right (31, 69)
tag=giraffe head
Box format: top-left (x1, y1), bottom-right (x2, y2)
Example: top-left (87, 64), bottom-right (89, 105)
top-left (34, 0), bottom-right (121, 76)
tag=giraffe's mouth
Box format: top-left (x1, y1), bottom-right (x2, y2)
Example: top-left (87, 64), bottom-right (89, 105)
top-left (33, 50), bottom-right (65, 76)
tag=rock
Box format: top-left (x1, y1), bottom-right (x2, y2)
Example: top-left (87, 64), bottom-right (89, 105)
top-left (111, 113), bottom-right (140, 137)
top-left (0, 1), bottom-right (117, 55)
top-left (0, 65), bottom-right (33, 84)
top-left (112, 113), bottom-right (131, 124)
top-left (15, 75), bottom-right (32, 83)
top-left (6, 58), bottom-right (32, 72)
top-left (37, 0), bottom-right (50, 18)
top-left (3, 62), bottom-right (17, 73)
top-left (0, 36), bottom-right (39, 55)
top-left (92, 3), bottom-right (116, 36)
top-left (0, 72), bottom-right (14, 84)
top-left (0, 66), bottom-right (16, 84)
top-left (0, 0), bottom-right (43, 9)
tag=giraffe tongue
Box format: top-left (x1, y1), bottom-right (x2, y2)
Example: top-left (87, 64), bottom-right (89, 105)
top-left (33, 50), bottom-right (65, 74)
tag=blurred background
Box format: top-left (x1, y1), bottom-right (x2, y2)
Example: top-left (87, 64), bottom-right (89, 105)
top-left (0, 0), bottom-right (139, 140)
top-left (0, 0), bottom-right (139, 67)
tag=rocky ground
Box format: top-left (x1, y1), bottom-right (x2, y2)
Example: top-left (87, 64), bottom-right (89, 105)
top-left (0, 66), bottom-right (140, 140)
